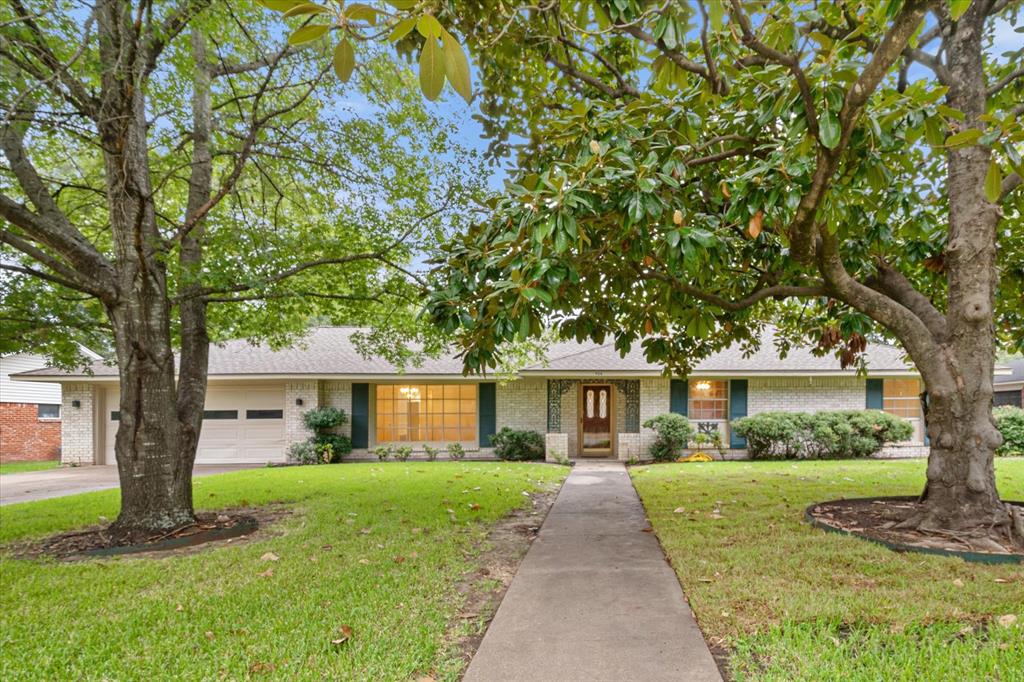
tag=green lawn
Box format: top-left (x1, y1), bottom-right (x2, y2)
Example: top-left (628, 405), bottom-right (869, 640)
top-left (0, 460), bottom-right (59, 475)
top-left (0, 462), bottom-right (565, 681)
top-left (631, 458), bottom-right (1024, 681)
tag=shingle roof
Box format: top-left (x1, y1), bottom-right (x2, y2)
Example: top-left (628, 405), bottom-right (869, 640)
top-left (14, 326), bottom-right (917, 380)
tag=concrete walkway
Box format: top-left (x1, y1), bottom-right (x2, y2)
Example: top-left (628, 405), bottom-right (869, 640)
top-left (464, 461), bottom-right (722, 682)
top-left (0, 465), bottom-right (258, 506)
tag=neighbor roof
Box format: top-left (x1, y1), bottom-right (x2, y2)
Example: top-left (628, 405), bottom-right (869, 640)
top-left (13, 326), bottom-right (917, 382)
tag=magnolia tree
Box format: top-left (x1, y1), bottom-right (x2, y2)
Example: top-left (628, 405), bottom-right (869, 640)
top-left (259, 0), bottom-right (1022, 543)
top-left (412, 0), bottom-right (1021, 545)
top-left (0, 0), bottom-right (481, 534)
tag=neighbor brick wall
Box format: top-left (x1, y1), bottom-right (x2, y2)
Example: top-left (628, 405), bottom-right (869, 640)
top-left (61, 384), bottom-right (96, 464)
top-left (0, 403), bottom-right (60, 462)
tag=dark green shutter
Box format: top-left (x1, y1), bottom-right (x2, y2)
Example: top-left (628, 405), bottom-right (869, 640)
top-left (478, 383), bottom-right (496, 447)
top-left (866, 379), bottom-right (884, 410)
top-left (351, 383), bottom-right (369, 449)
top-left (670, 379), bottom-right (688, 416)
top-left (728, 380), bottom-right (748, 449)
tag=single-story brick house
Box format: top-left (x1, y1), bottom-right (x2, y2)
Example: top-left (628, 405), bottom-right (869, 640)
top-left (11, 327), bottom-right (931, 465)
top-left (994, 358), bottom-right (1023, 408)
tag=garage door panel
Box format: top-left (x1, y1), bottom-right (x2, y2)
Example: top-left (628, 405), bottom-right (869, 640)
top-left (104, 385), bottom-right (284, 464)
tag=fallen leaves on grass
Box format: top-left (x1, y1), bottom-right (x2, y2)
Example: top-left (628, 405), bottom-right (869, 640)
top-left (260, 552), bottom-right (279, 562)
top-left (331, 625), bottom-right (354, 647)
top-left (996, 614), bottom-right (1018, 628)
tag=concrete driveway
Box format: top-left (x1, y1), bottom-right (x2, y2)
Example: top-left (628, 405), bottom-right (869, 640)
top-left (0, 465), bottom-right (259, 506)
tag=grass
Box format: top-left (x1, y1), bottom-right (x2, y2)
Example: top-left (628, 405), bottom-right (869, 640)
top-left (630, 458), bottom-right (1024, 681)
top-left (0, 462), bottom-right (565, 681)
top-left (0, 460), bottom-right (59, 475)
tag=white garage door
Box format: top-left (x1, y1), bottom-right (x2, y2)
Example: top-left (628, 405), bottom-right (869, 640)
top-left (104, 385), bottom-right (285, 464)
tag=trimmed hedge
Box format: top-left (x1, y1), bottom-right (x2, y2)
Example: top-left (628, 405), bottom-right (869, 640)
top-left (731, 410), bottom-right (913, 460)
top-left (490, 428), bottom-right (545, 461)
top-left (995, 406), bottom-right (1024, 457)
top-left (642, 413), bottom-right (695, 463)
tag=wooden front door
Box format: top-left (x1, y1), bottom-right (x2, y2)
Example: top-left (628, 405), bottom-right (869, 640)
top-left (579, 384), bottom-right (613, 456)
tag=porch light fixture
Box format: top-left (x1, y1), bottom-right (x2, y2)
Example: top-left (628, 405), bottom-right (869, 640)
top-left (694, 381), bottom-right (712, 392)
top-left (72, 400), bottom-right (81, 408)
top-left (295, 398), bottom-right (304, 406)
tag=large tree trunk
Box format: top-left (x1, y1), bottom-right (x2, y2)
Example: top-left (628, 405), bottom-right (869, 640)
top-left (97, 0), bottom-right (201, 533)
top-left (906, 3), bottom-right (1012, 544)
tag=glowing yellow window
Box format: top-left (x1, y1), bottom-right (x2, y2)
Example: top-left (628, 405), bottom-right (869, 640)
top-left (375, 384), bottom-right (477, 443)
top-left (688, 380), bottom-right (728, 420)
top-left (883, 379), bottom-right (921, 418)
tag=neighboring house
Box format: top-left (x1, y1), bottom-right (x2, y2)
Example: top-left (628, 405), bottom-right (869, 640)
top-left (995, 358), bottom-right (1024, 408)
top-left (12, 327), bottom-right (932, 465)
top-left (0, 349), bottom-right (100, 462)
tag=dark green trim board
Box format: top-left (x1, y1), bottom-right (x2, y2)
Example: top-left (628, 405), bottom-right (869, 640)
top-left (351, 383), bottom-right (369, 449)
top-left (728, 380), bottom-right (748, 449)
top-left (670, 379), bottom-right (688, 416)
top-left (478, 383), bottom-right (496, 447)
top-left (866, 379), bottom-right (884, 410)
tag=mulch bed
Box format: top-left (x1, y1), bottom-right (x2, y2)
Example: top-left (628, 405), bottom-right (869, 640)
top-left (807, 496), bottom-right (1024, 563)
top-left (10, 507), bottom-right (288, 561)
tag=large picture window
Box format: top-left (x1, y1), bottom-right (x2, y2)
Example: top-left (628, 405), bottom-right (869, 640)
top-left (883, 379), bottom-right (921, 418)
top-left (375, 384), bottom-right (477, 443)
top-left (689, 380), bottom-right (728, 420)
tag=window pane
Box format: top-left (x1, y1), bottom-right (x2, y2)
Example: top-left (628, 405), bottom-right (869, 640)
top-left (203, 410), bottom-right (238, 420)
top-left (599, 390), bottom-right (607, 418)
top-left (586, 390), bottom-right (594, 418)
top-left (37, 404), bottom-right (60, 419)
top-left (246, 409), bottom-right (283, 420)
top-left (689, 380), bottom-right (727, 420)
top-left (375, 384), bottom-right (477, 443)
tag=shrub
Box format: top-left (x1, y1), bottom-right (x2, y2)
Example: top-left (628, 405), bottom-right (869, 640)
top-left (287, 440), bottom-right (318, 465)
top-left (374, 444), bottom-right (393, 461)
top-left (490, 428), bottom-right (545, 461)
top-left (394, 445), bottom-right (413, 462)
top-left (643, 414), bottom-right (695, 463)
top-left (423, 444), bottom-right (439, 461)
top-left (302, 406), bottom-right (347, 432)
top-left (446, 442), bottom-right (465, 460)
top-left (296, 407), bottom-right (352, 462)
top-left (995, 406), bottom-right (1024, 456)
top-left (731, 410), bottom-right (913, 460)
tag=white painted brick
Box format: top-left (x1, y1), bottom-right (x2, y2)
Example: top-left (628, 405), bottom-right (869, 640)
top-left (60, 383), bottom-right (96, 464)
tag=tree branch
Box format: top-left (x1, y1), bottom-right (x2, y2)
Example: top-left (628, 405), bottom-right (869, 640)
top-left (862, 260), bottom-right (948, 341)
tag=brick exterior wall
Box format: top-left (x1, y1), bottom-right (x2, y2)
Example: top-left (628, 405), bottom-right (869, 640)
top-left (0, 403), bottom-right (61, 462)
top-left (320, 380), bottom-right (354, 441)
top-left (61, 384), bottom-right (96, 464)
top-left (747, 376), bottom-right (865, 414)
top-left (496, 378), bottom-right (547, 434)
top-left (284, 381), bottom-right (319, 455)
top-left (639, 378), bottom-right (671, 455)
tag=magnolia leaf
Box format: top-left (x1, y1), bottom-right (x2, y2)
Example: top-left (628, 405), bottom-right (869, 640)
top-left (416, 14), bottom-right (443, 39)
top-left (673, 209), bottom-right (683, 225)
top-left (344, 3), bottom-right (378, 24)
top-left (748, 210), bottom-right (763, 238)
top-left (419, 37), bottom-right (445, 101)
top-left (282, 3), bottom-right (329, 18)
top-left (984, 160), bottom-right (1002, 203)
top-left (819, 111), bottom-right (841, 149)
top-left (944, 128), bottom-right (982, 148)
top-left (389, 16), bottom-right (417, 42)
top-left (287, 23), bottom-right (328, 45)
top-left (333, 40), bottom-right (355, 82)
top-left (949, 0), bottom-right (971, 21)
top-left (385, 0), bottom-right (417, 8)
top-left (256, 0), bottom-right (305, 11)
top-left (441, 31), bottom-right (472, 104)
